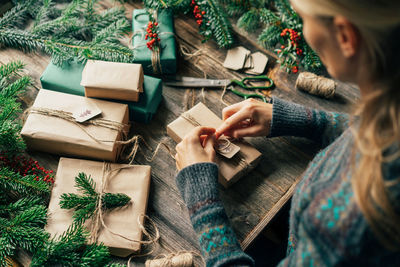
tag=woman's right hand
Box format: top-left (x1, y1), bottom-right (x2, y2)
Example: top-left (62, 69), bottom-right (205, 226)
top-left (215, 98), bottom-right (273, 139)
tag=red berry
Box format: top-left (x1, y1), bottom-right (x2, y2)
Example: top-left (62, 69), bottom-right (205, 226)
top-left (154, 22), bottom-right (158, 26)
top-left (281, 45), bottom-right (285, 49)
top-left (201, 11), bottom-right (205, 15)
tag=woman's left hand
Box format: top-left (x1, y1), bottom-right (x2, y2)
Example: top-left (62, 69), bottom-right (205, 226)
top-left (175, 126), bottom-right (216, 170)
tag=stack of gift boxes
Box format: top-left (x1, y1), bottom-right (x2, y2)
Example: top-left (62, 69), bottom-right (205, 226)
top-left (21, 8), bottom-right (263, 257)
top-left (20, 9), bottom-right (177, 256)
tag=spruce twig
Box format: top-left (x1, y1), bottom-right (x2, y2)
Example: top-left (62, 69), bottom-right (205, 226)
top-left (60, 172), bottom-right (131, 225)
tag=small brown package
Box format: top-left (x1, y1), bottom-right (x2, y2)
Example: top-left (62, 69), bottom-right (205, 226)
top-left (46, 157), bottom-right (151, 256)
top-left (81, 60), bottom-right (144, 102)
top-left (21, 89), bottom-right (129, 162)
top-left (167, 102), bottom-right (262, 187)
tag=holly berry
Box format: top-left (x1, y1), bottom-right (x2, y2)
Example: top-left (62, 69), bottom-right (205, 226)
top-left (0, 152), bottom-right (55, 184)
top-left (192, 1), bottom-right (206, 27)
top-left (145, 16), bottom-right (161, 51)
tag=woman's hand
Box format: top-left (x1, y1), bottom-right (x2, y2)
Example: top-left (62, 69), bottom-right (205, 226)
top-left (175, 126), bottom-right (216, 170)
top-left (216, 98), bottom-right (273, 139)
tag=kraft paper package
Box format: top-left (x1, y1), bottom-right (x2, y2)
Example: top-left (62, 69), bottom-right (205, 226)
top-left (21, 89), bottom-right (129, 162)
top-left (80, 60), bottom-right (144, 102)
top-left (167, 102), bottom-right (262, 187)
top-left (46, 157), bottom-right (151, 256)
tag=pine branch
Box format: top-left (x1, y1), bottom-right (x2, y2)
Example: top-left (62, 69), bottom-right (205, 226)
top-left (2, 76), bottom-right (32, 98)
top-left (31, 224), bottom-right (112, 267)
top-left (60, 172), bottom-right (131, 225)
top-left (203, 0), bottom-right (234, 48)
top-left (0, 168), bottom-right (50, 197)
top-left (0, 3), bottom-right (30, 29)
top-left (0, 61), bottom-right (25, 82)
top-left (92, 19), bottom-right (130, 44)
top-left (237, 9), bottom-right (260, 31)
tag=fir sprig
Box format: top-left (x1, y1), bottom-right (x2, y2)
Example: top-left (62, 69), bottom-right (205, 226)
top-left (31, 224), bottom-right (112, 267)
top-left (60, 172), bottom-right (131, 225)
top-left (0, 0), bottom-right (134, 66)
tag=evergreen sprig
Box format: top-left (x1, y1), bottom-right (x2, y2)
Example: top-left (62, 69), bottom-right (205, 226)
top-left (143, 0), bottom-right (234, 48)
top-left (223, 0), bottom-right (323, 73)
top-left (0, 0), bottom-right (134, 66)
top-left (0, 203), bottom-right (49, 267)
top-left (60, 172), bottom-right (131, 225)
top-left (31, 224), bottom-right (112, 267)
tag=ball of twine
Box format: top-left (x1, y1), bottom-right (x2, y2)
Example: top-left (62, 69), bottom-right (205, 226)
top-left (295, 72), bottom-right (336, 98)
top-left (145, 252), bottom-right (194, 267)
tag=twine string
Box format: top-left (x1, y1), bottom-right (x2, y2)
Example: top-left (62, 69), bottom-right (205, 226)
top-left (295, 72), bottom-right (336, 98)
top-left (81, 163), bottom-right (161, 263)
top-left (129, 11), bottom-right (175, 74)
top-left (180, 112), bottom-right (248, 167)
top-left (26, 107), bottom-right (127, 143)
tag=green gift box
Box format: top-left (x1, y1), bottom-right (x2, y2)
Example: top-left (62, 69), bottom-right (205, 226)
top-left (132, 9), bottom-right (176, 75)
top-left (40, 60), bottom-right (163, 124)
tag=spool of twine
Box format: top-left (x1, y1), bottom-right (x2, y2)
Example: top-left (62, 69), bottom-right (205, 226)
top-left (145, 252), bottom-right (194, 267)
top-left (295, 72), bottom-right (336, 98)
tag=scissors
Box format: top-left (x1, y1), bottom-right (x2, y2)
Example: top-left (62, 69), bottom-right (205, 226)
top-left (164, 75), bottom-right (274, 102)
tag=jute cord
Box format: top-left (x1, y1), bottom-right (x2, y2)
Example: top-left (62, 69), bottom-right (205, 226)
top-left (26, 107), bottom-right (127, 143)
top-left (130, 11), bottom-right (175, 74)
top-left (295, 72), bottom-right (336, 98)
top-left (181, 112), bottom-right (249, 168)
top-left (89, 163), bottom-right (160, 252)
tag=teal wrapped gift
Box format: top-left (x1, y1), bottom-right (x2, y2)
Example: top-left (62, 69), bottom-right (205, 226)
top-left (40, 61), bottom-right (163, 124)
top-left (132, 9), bottom-right (176, 75)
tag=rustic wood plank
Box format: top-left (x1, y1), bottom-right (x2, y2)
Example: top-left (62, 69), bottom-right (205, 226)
top-left (5, 0), bottom-right (360, 265)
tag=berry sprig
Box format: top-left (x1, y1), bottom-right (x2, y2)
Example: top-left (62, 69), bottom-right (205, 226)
top-left (0, 152), bottom-right (55, 184)
top-left (191, 0), bottom-right (206, 26)
top-left (190, 0), bottom-right (212, 40)
top-left (275, 28), bottom-right (304, 74)
top-left (144, 18), bottom-right (161, 51)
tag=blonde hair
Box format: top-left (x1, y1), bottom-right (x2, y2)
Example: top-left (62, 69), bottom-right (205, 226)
top-left (291, 0), bottom-right (400, 250)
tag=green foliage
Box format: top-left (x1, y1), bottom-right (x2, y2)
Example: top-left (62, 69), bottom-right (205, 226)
top-left (143, 0), bottom-right (234, 48)
top-left (0, 202), bottom-right (49, 267)
top-left (0, 0), bottom-right (134, 66)
top-left (224, 0), bottom-right (323, 73)
top-left (31, 224), bottom-right (112, 267)
top-left (0, 61), bottom-right (30, 154)
top-left (0, 60), bottom-right (115, 266)
top-left (60, 172), bottom-right (131, 225)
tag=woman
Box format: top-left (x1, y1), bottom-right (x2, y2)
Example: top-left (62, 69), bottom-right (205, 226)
top-left (174, 0), bottom-right (400, 265)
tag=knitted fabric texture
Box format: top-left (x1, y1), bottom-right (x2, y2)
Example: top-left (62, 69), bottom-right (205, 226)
top-left (176, 97), bottom-right (400, 266)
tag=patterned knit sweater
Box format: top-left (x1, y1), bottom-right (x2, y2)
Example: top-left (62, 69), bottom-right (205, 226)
top-left (176, 97), bottom-right (400, 266)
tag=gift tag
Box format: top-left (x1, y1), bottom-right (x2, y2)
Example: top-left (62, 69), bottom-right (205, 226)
top-left (72, 100), bottom-right (102, 123)
top-left (216, 137), bottom-right (240, 159)
top-left (223, 46), bottom-right (251, 71)
top-left (243, 54), bottom-right (254, 69)
top-left (245, 52), bottom-right (269, 75)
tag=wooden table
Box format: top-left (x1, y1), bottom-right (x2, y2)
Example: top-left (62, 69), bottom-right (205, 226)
top-left (3, 0), bottom-right (359, 265)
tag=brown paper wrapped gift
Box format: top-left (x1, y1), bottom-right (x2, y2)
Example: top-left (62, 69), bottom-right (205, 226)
top-left (81, 60), bottom-right (144, 102)
top-left (167, 102), bottom-right (262, 187)
top-left (46, 157), bottom-right (151, 257)
top-left (21, 89), bottom-right (129, 162)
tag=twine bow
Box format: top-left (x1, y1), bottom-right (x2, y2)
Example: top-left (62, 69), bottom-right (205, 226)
top-left (130, 10), bottom-right (175, 74)
top-left (90, 162), bottom-right (160, 250)
top-left (180, 111), bottom-right (250, 168)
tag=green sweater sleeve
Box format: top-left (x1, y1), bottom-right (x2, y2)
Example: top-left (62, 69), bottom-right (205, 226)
top-left (269, 97), bottom-right (350, 147)
top-left (176, 163), bottom-right (254, 267)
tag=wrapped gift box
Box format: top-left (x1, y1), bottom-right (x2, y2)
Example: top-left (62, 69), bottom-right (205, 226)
top-left (21, 89), bottom-right (129, 162)
top-left (46, 157), bottom-right (151, 256)
top-left (40, 61), bottom-right (162, 124)
top-left (167, 102), bottom-right (262, 187)
top-left (132, 9), bottom-right (176, 75)
top-left (81, 60), bottom-right (144, 102)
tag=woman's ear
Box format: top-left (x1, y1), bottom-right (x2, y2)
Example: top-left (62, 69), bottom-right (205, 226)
top-left (333, 16), bottom-right (361, 58)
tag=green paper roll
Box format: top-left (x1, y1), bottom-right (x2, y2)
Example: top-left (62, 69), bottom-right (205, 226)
top-left (40, 60), bottom-right (163, 124)
top-left (132, 9), bottom-right (176, 75)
